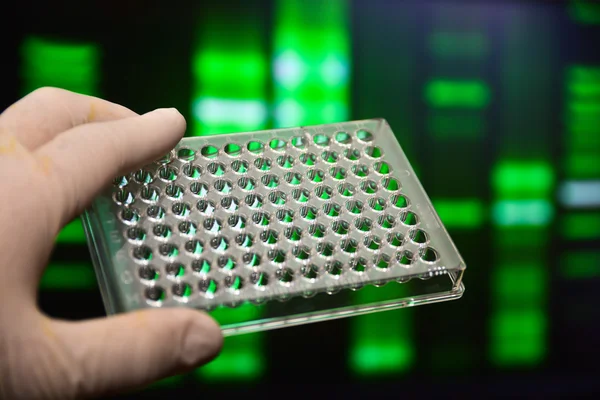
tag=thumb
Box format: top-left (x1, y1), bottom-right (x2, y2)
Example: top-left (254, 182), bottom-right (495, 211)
top-left (50, 308), bottom-right (223, 397)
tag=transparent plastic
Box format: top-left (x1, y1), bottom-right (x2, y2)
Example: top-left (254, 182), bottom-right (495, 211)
top-left (82, 118), bottom-right (466, 336)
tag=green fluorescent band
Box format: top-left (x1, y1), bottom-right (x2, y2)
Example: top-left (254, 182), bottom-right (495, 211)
top-left (492, 200), bottom-right (554, 227)
top-left (432, 198), bottom-right (485, 229)
top-left (273, 0), bottom-right (350, 128)
top-left (561, 212), bottom-right (600, 240)
top-left (274, 100), bottom-right (348, 128)
top-left (193, 50), bottom-right (266, 93)
top-left (560, 251), bottom-right (600, 279)
top-left (568, 65), bottom-right (600, 82)
top-left (56, 219), bottom-right (86, 243)
top-left (568, 83), bottom-right (600, 99)
top-left (349, 284), bottom-right (413, 375)
top-left (424, 79), bottom-right (490, 109)
top-left (490, 309), bottom-right (547, 366)
top-left (569, 0), bottom-right (600, 25)
top-left (192, 98), bottom-right (267, 135)
top-left (492, 161), bottom-right (554, 199)
top-left (20, 36), bottom-right (99, 96)
top-left (568, 102), bottom-right (600, 114)
top-left (40, 263), bottom-right (97, 290)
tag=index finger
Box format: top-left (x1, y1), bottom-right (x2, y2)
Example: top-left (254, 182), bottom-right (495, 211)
top-left (36, 107), bottom-right (186, 227)
top-left (0, 87), bottom-right (137, 150)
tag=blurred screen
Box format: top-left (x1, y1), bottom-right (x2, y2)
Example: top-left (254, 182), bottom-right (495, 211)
top-left (4, 0), bottom-right (600, 397)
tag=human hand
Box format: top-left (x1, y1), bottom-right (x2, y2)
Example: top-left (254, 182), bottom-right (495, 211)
top-left (0, 88), bottom-right (223, 399)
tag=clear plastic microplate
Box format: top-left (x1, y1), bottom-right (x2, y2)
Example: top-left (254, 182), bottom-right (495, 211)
top-left (82, 118), bottom-right (466, 336)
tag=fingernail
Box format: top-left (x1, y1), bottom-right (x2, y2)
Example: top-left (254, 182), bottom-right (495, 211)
top-left (163, 107), bottom-right (181, 115)
top-left (146, 107), bottom-right (181, 116)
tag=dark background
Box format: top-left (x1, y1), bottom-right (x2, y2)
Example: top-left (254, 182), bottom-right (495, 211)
top-left (3, 0), bottom-right (600, 398)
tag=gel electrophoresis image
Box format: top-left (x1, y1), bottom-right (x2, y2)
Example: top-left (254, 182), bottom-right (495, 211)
top-left (3, 0), bottom-right (600, 397)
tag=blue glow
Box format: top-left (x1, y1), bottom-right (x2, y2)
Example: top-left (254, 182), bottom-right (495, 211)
top-left (559, 180), bottom-right (600, 208)
top-left (193, 97), bottom-right (268, 130)
top-left (492, 200), bottom-right (554, 226)
top-left (273, 51), bottom-right (307, 90)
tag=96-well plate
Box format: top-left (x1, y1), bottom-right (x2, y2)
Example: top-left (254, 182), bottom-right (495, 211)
top-left (83, 118), bottom-right (466, 335)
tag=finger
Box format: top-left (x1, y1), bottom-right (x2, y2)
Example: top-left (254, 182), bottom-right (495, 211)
top-left (36, 107), bottom-right (185, 226)
top-left (49, 309), bottom-right (223, 398)
top-left (0, 87), bottom-right (137, 150)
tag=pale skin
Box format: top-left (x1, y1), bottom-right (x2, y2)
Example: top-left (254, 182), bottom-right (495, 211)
top-left (0, 87), bottom-right (223, 399)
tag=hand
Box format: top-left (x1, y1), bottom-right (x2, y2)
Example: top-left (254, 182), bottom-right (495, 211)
top-left (0, 88), bottom-right (223, 399)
